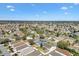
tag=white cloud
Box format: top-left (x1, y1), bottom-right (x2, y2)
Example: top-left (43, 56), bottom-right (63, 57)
top-left (64, 12), bottom-right (68, 15)
top-left (10, 8), bottom-right (15, 11)
top-left (43, 11), bottom-right (47, 14)
top-left (74, 3), bottom-right (79, 5)
top-left (69, 6), bottom-right (73, 8)
top-left (35, 14), bottom-right (39, 17)
top-left (6, 5), bottom-right (15, 9)
top-left (61, 6), bottom-right (68, 10)
top-left (6, 5), bottom-right (15, 11)
top-left (31, 4), bottom-right (35, 6)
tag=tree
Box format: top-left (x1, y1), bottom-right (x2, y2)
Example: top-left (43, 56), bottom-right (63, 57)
top-left (40, 35), bottom-right (45, 39)
top-left (16, 36), bottom-right (21, 41)
top-left (75, 39), bottom-right (79, 43)
top-left (56, 32), bottom-right (61, 37)
top-left (57, 40), bottom-right (70, 49)
top-left (13, 53), bottom-right (18, 56)
top-left (54, 28), bottom-right (57, 31)
top-left (2, 30), bottom-right (5, 35)
top-left (14, 34), bottom-right (18, 36)
top-left (40, 42), bottom-right (43, 48)
top-left (65, 48), bottom-right (79, 56)
top-left (32, 34), bottom-right (35, 39)
top-left (8, 46), bottom-right (14, 52)
top-left (0, 50), bottom-right (2, 54)
top-left (36, 28), bottom-right (44, 34)
top-left (0, 39), bottom-right (11, 44)
top-left (19, 27), bottom-right (27, 34)
top-left (28, 39), bottom-right (35, 45)
top-left (22, 35), bottom-right (26, 40)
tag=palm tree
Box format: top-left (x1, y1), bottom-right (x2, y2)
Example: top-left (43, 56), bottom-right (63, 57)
top-left (39, 40), bottom-right (43, 48)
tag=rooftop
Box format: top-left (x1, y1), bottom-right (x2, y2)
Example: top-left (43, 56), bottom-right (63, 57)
top-left (19, 46), bottom-right (35, 56)
top-left (55, 48), bottom-right (71, 56)
top-left (26, 50), bottom-right (41, 56)
top-left (49, 50), bottom-right (62, 56)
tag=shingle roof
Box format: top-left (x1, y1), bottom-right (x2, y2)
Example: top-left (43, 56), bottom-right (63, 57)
top-left (19, 47), bottom-right (34, 56)
top-left (49, 50), bottom-right (62, 56)
top-left (13, 41), bottom-right (25, 47)
top-left (56, 48), bottom-right (71, 56)
top-left (15, 44), bottom-right (28, 51)
top-left (26, 50), bottom-right (41, 56)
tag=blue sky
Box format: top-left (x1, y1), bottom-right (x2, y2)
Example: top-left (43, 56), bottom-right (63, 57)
top-left (0, 3), bottom-right (79, 21)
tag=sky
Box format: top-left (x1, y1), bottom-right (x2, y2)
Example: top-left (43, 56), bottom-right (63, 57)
top-left (0, 3), bottom-right (79, 21)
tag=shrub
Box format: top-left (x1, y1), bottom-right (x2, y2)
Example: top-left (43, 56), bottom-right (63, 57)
top-left (57, 40), bottom-right (70, 49)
